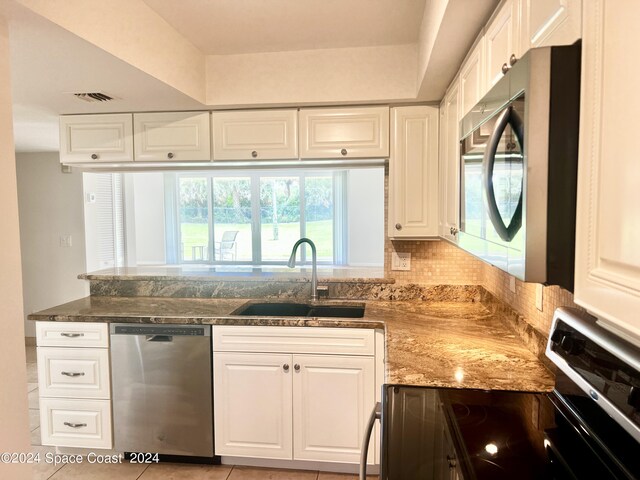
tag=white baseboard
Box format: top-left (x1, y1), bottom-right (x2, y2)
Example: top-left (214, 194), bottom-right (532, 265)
top-left (221, 456), bottom-right (379, 474)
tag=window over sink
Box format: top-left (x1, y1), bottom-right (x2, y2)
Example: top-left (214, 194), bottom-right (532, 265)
top-left (82, 167), bottom-right (384, 270)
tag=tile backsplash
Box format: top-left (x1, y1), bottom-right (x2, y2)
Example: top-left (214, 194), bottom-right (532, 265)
top-left (385, 239), bottom-right (484, 284)
top-left (482, 262), bottom-right (582, 334)
top-left (384, 237), bottom-right (580, 336)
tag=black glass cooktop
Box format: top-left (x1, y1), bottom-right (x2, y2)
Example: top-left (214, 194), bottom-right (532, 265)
top-left (380, 385), bottom-right (639, 480)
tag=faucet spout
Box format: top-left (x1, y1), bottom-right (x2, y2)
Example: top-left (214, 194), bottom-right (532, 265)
top-left (287, 238), bottom-right (318, 301)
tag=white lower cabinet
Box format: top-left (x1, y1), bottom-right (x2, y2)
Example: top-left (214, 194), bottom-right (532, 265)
top-left (35, 321), bottom-right (112, 449)
top-left (213, 352), bottom-right (293, 459)
top-left (293, 355), bottom-right (374, 463)
top-left (213, 326), bottom-right (378, 465)
top-left (39, 398), bottom-right (112, 449)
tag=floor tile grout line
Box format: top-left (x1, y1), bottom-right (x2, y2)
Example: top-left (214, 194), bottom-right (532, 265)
top-left (134, 462), bottom-right (151, 479)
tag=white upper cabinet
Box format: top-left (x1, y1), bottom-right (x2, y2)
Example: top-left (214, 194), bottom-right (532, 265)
top-left (133, 111), bottom-right (211, 162)
top-left (212, 109), bottom-right (298, 161)
top-left (523, 0), bottom-right (582, 49)
top-left (388, 106), bottom-right (439, 239)
top-left (59, 114), bottom-right (133, 164)
top-left (485, 0), bottom-right (519, 89)
top-left (574, 0), bottom-right (640, 343)
top-left (439, 82), bottom-right (461, 243)
top-left (459, 37), bottom-right (486, 117)
top-left (299, 106), bottom-right (389, 159)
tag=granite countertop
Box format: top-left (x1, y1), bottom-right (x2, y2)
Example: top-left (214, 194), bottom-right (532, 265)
top-left (29, 296), bottom-right (555, 393)
top-left (78, 266), bottom-right (392, 284)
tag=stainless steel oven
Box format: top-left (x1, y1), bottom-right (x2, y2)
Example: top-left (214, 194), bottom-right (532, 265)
top-left (360, 307), bottom-right (640, 479)
top-left (458, 44), bottom-right (581, 290)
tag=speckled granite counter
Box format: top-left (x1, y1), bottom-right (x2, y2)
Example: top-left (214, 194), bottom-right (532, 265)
top-left (29, 296), bottom-right (554, 393)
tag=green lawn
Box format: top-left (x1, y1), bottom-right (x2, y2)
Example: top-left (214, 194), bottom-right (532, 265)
top-left (181, 220), bottom-right (333, 262)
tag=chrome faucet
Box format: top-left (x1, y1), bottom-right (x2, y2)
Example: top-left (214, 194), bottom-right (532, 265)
top-left (287, 238), bottom-right (320, 301)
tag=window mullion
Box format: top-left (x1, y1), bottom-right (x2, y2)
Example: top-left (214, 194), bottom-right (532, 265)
top-left (251, 174), bottom-right (262, 264)
top-left (207, 176), bottom-right (215, 263)
top-left (299, 173), bottom-right (306, 263)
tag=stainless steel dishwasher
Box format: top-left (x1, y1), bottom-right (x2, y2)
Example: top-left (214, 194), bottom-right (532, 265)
top-left (110, 324), bottom-right (214, 459)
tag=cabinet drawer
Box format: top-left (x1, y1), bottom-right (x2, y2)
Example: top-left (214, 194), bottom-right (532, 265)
top-left (299, 107), bottom-right (389, 159)
top-left (212, 109), bottom-right (298, 160)
top-left (213, 326), bottom-right (375, 356)
top-left (37, 347), bottom-right (110, 399)
top-left (39, 398), bottom-right (112, 449)
top-left (36, 322), bottom-right (108, 347)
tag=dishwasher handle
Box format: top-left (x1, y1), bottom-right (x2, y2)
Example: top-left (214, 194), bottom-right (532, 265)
top-left (359, 401), bottom-right (381, 480)
top-left (146, 335), bottom-right (173, 342)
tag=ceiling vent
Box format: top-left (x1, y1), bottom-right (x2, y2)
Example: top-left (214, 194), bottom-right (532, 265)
top-left (71, 92), bottom-right (118, 103)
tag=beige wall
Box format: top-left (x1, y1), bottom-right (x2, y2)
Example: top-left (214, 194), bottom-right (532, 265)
top-left (15, 0), bottom-right (206, 103)
top-left (0, 16), bottom-right (33, 479)
top-left (206, 44), bottom-right (418, 107)
top-left (16, 152), bottom-right (89, 337)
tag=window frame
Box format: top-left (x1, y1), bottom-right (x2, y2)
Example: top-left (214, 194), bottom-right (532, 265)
top-left (174, 169), bottom-right (343, 266)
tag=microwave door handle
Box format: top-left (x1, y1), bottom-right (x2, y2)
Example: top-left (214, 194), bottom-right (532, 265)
top-left (482, 106), bottom-right (524, 242)
top-left (359, 402), bottom-right (381, 480)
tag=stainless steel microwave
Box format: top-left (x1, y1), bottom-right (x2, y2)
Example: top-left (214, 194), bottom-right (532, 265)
top-left (458, 44), bottom-right (581, 291)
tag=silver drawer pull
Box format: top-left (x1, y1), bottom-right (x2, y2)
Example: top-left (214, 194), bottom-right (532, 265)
top-left (63, 422), bottom-right (87, 428)
top-left (61, 371), bottom-right (85, 377)
top-left (60, 333), bottom-right (84, 338)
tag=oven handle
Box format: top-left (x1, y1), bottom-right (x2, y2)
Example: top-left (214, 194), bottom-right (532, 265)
top-left (482, 105), bottom-right (525, 242)
top-left (359, 402), bottom-right (381, 480)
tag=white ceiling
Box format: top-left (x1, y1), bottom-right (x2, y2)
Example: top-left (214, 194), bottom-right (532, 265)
top-left (9, 7), bottom-right (205, 152)
top-left (143, 0), bottom-right (426, 55)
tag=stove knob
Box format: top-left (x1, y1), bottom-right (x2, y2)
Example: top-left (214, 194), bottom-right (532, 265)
top-left (629, 386), bottom-right (640, 410)
top-left (560, 335), bottom-right (585, 355)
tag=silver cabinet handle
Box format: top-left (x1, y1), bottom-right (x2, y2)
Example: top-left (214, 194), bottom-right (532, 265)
top-left (167, 152), bottom-right (174, 159)
top-left (501, 62), bottom-right (510, 74)
top-left (90, 153), bottom-right (98, 160)
top-left (283, 364), bottom-right (290, 372)
top-left (294, 364), bottom-right (300, 372)
top-left (251, 150), bottom-right (258, 158)
top-left (61, 371), bottom-right (85, 377)
top-left (60, 332), bottom-right (84, 338)
top-left (395, 223), bottom-right (402, 231)
top-left (359, 402), bottom-right (381, 480)
top-left (340, 148), bottom-right (348, 156)
top-left (64, 422), bottom-right (87, 428)
top-left (509, 53), bottom-right (517, 66)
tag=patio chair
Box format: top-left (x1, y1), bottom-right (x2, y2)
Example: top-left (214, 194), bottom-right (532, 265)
top-left (215, 230), bottom-right (239, 261)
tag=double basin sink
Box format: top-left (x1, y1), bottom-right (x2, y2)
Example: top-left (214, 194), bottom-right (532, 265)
top-left (232, 302), bottom-right (365, 318)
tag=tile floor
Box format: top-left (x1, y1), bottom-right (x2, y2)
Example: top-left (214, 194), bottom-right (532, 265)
top-left (25, 345), bottom-right (375, 480)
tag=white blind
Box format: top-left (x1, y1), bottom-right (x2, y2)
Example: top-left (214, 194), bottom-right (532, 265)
top-left (93, 173), bottom-right (126, 269)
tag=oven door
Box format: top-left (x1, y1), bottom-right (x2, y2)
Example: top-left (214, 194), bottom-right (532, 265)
top-left (459, 95), bottom-right (525, 275)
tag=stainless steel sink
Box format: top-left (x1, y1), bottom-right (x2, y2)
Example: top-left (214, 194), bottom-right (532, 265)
top-left (232, 302), bottom-right (365, 318)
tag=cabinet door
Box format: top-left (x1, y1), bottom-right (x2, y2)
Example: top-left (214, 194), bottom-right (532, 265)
top-left (59, 114), bottom-right (133, 164)
top-left (134, 112), bottom-right (211, 162)
top-left (439, 82), bottom-right (461, 243)
top-left (292, 355), bottom-right (375, 464)
top-left (388, 106), bottom-right (439, 239)
top-left (299, 107), bottom-right (389, 159)
top-left (212, 109), bottom-right (298, 160)
top-left (459, 37), bottom-right (485, 117)
top-left (525, 0), bottom-right (581, 49)
top-left (213, 352), bottom-right (292, 459)
top-left (574, 0), bottom-right (640, 342)
top-left (485, 0), bottom-right (517, 88)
